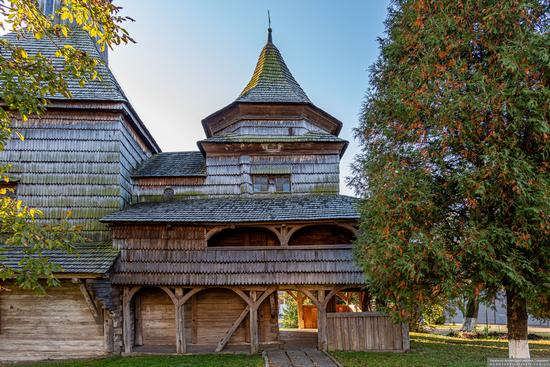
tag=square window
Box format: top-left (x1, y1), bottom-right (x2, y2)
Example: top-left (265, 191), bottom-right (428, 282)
top-left (252, 175), bottom-right (290, 193)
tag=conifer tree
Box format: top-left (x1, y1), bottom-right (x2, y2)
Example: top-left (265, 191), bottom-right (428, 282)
top-left (352, 0), bottom-right (549, 358)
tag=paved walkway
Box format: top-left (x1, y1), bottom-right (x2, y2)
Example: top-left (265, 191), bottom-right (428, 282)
top-left (264, 348), bottom-right (339, 367)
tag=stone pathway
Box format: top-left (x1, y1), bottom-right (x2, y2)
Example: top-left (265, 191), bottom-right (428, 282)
top-left (264, 348), bottom-right (339, 367)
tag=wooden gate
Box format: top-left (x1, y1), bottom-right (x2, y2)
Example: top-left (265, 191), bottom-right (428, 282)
top-left (326, 312), bottom-right (410, 352)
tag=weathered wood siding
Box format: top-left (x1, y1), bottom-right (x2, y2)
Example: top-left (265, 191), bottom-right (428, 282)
top-left (326, 312), bottom-right (408, 352)
top-left (112, 225), bottom-right (206, 251)
top-left (0, 110), bottom-right (152, 241)
top-left (135, 154), bottom-right (340, 201)
top-left (0, 284), bottom-right (105, 361)
top-left (219, 120), bottom-right (329, 136)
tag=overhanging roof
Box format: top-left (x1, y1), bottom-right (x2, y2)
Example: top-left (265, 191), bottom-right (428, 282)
top-left (102, 194), bottom-right (360, 224)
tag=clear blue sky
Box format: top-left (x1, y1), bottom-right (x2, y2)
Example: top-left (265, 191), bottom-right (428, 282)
top-left (110, 0), bottom-right (390, 196)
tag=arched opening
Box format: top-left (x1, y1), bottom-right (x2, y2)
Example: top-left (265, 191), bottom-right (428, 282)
top-left (208, 227), bottom-right (280, 247)
top-left (132, 287), bottom-right (178, 352)
top-left (288, 225), bottom-right (355, 246)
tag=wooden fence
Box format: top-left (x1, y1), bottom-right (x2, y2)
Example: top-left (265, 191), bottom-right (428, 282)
top-left (326, 312), bottom-right (410, 352)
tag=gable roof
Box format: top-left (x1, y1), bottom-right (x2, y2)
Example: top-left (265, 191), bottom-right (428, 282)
top-left (102, 194), bottom-right (359, 223)
top-left (1, 29), bottom-right (126, 102)
top-left (1, 29), bottom-right (161, 153)
top-left (237, 29), bottom-right (310, 104)
top-left (133, 151), bottom-right (206, 177)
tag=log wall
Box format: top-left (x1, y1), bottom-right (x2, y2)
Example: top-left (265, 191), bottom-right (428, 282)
top-left (0, 283), bottom-right (105, 361)
top-left (219, 120), bottom-right (329, 136)
top-left (112, 225), bottom-right (206, 250)
top-left (326, 312), bottom-right (409, 352)
top-left (0, 110), bottom-right (152, 241)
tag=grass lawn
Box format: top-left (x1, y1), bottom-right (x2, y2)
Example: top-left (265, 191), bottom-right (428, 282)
top-left (331, 332), bottom-right (550, 367)
top-left (9, 354), bottom-right (263, 367)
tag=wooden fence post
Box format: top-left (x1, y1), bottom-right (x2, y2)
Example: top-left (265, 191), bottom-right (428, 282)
top-left (402, 322), bottom-right (410, 351)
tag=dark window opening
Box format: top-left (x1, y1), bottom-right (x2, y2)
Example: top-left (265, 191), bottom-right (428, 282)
top-left (253, 175), bottom-right (290, 193)
top-left (208, 227), bottom-right (280, 247)
top-left (288, 225), bottom-right (355, 246)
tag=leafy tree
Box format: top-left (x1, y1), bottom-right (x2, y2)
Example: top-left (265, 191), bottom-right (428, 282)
top-left (0, 0), bottom-right (133, 292)
top-left (351, 0), bottom-right (549, 359)
top-left (280, 292), bottom-right (299, 328)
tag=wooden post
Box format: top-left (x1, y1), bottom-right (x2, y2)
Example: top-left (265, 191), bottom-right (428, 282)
top-left (317, 290), bottom-right (328, 352)
top-left (103, 310), bottom-right (114, 353)
top-left (249, 291), bottom-right (259, 354)
top-left (191, 294), bottom-right (198, 344)
top-left (175, 288), bottom-right (186, 354)
top-left (122, 286), bottom-right (133, 354)
top-left (134, 294), bottom-right (143, 346)
top-left (297, 293), bottom-right (305, 329)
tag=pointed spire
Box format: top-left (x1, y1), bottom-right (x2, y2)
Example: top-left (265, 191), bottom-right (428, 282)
top-left (236, 25), bottom-right (310, 104)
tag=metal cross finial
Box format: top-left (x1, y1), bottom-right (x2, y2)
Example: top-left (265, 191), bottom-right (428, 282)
top-left (267, 10), bottom-right (273, 43)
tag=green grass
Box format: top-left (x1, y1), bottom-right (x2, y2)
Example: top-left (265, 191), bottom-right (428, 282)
top-left (10, 354), bottom-right (263, 367)
top-left (331, 332), bottom-right (550, 367)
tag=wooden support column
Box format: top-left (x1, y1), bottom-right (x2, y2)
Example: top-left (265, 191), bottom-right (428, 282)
top-left (249, 291), bottom-right (259, 354)
top-left (297, 293), bottom-right (305, 329)
top-left (317, 290), bottom-right (328, 352)
top-left (122, 286), bottom-right (133, 354)
top-left (191, 295), bottom-right (198, 344)
top-left (175, 288), bottom-right (186, 354)
top-left (134, 294), bottom-right (143, 346)
top-left (103, 310), bottom-right (114, 353)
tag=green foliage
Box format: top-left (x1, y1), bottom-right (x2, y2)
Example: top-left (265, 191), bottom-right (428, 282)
top-left (351, 0), bottom-right (549, 327)
top-left (0, 0), bottom-right (133, 291)
top-left (280, 292), bottom-right (299, 328)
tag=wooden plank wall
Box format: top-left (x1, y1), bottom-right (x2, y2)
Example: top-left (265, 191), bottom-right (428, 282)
top-left (326, 312), bottom-right (406, 352)
top-left (0, 283), bottom-right (105, 362)
top-left (0, 110), bottom-right (152, 241)
top-left (112, 225), bottom-right (206, 250)
top-left (135, 154), bottom-right (340, 201)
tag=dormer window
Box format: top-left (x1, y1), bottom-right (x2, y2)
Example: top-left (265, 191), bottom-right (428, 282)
top-left (252, 175), bottom-right (290, 193)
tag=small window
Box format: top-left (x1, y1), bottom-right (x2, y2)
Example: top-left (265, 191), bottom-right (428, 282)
top-left (252, 175), bottom-right (290, 193)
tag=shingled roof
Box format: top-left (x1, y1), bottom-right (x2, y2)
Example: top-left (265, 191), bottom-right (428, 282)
top-left (1, 29), bottom-right (125, 101)
top-left (112, 247), bottom-right (364, 286)
top-left (1, 242), bottom-right (119, 274)
top-left (102, 194), bottom-right (359, 223)
top-left (237, 28), bottom-right (310, 104)
top-left (133, 151), bottom-right (206, 177)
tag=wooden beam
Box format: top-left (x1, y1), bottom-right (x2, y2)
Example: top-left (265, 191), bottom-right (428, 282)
top-left (79, 283), bottom-right (101, 325)
top-left (297, 293), bottom-right (305, 329)
top-left (103, 310), bottom-right (114, 353)
top-left (191, 294), bottom-right (198, 344)
top-left (216, 305), bottom-right (250, 352)
top-left (134, 293), bottom-right (143, 346)
top-left (249, 291), bottom-right (259, 354)
top-left (178, 287), bottom-right (205, 307)
top-left (175, 288), bottom-right (186, 354)
top-left (317, 290), bottom-right (328, 352)
top-left (122, 286), bottom-right (133, 354)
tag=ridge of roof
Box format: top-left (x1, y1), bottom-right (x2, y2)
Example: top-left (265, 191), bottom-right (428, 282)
top-left (0, 29), bottom-right (161, 153)
top-left (237, 29), bottom-right (310, 104)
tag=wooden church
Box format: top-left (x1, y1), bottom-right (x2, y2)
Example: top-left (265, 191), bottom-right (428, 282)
top-left (0, 2), bottom-right (409, 361)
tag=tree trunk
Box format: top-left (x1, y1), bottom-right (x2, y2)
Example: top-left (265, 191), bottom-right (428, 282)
top-left (507, 289), bottom-right (530, 359)
top-left (461, 295), bottom-right (479, 332)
